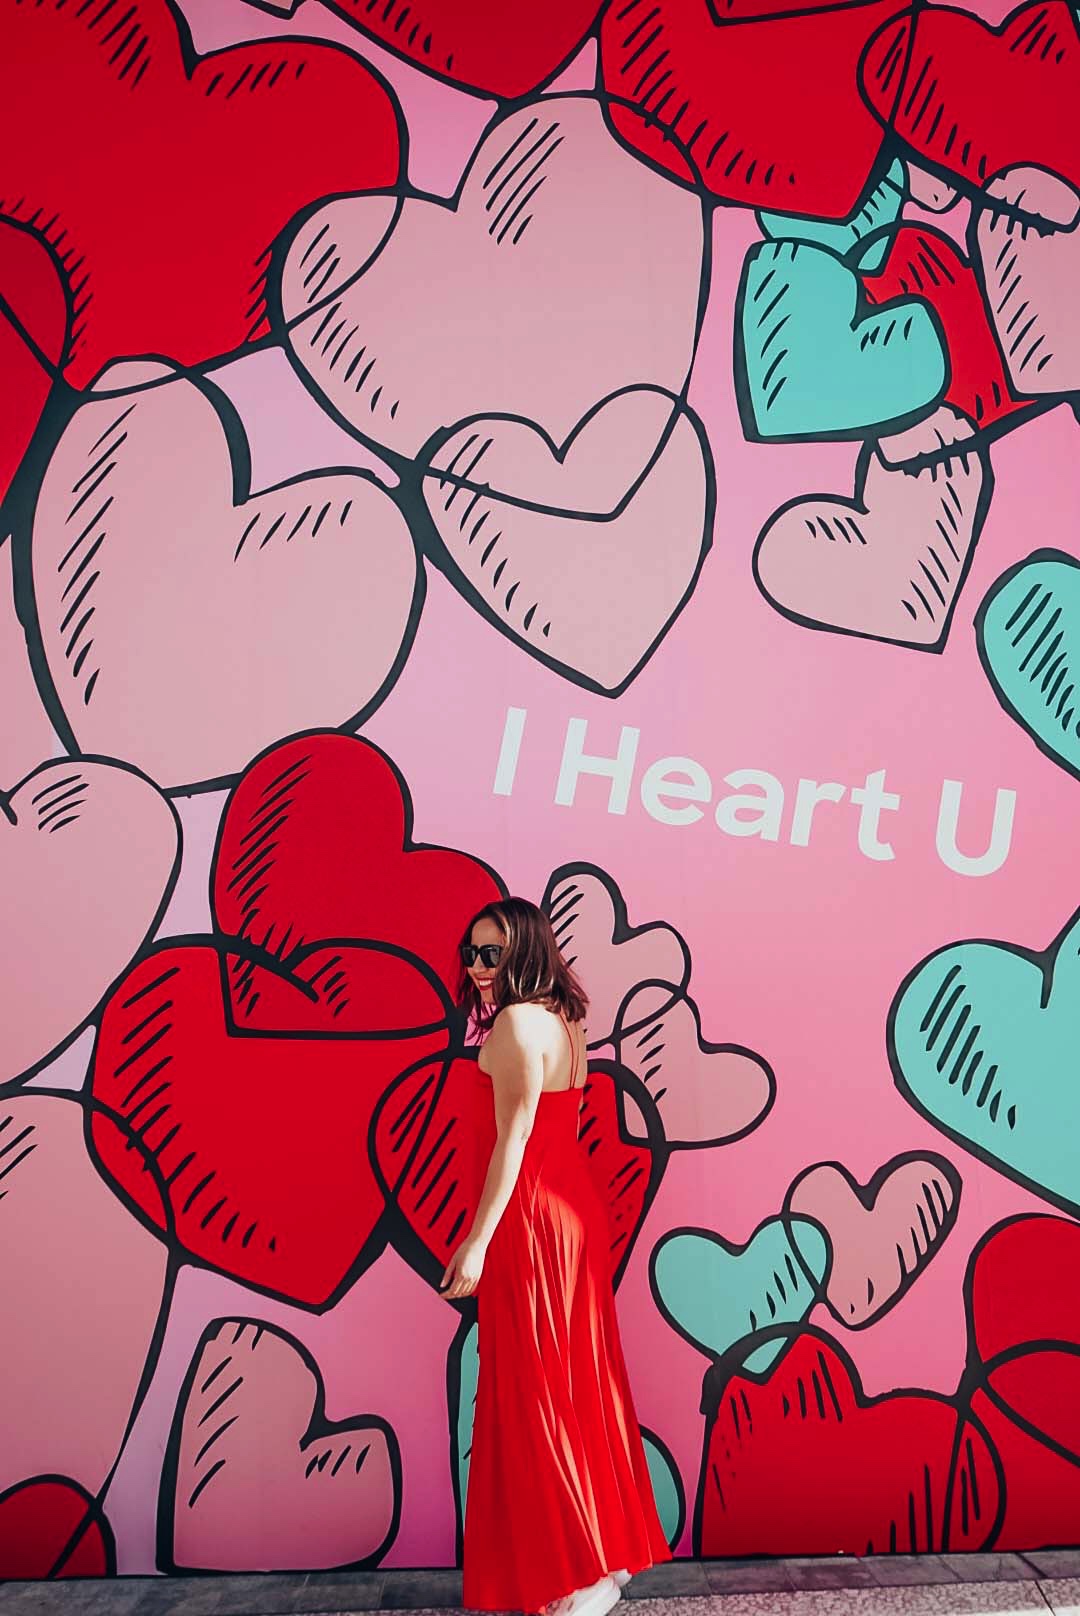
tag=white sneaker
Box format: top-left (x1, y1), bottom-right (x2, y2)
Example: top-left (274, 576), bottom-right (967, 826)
top-left (613, 1571), bottom-right (632, 1589)
top-left (548, 1574), bottom-right (621, 1616)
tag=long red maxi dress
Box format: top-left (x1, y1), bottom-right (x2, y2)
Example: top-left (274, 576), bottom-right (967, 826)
top-left (463, 1022), bottom-right (671, 1614)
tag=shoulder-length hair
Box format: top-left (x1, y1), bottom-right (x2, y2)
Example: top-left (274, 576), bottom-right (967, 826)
top-left (457, 896), bottom-right (589, 1034)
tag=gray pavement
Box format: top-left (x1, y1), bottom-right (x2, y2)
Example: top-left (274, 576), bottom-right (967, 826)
top-left (2, 1553), bottom-right (1080, 1616)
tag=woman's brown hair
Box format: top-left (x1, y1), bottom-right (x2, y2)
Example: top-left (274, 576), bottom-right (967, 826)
top-left (457, 896), bottom-right (589, 1034)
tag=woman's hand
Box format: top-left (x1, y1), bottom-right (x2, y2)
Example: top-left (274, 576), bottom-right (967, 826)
top-left (440, 1234), bottom-right (488, 1301)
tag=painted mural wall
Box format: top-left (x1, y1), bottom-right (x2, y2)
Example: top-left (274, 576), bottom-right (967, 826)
top-left (1, 0), bottom-right (1079, 1582)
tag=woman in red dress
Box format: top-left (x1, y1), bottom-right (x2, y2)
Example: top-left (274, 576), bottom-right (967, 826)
top-left (441, 897), bottom-right (671, 1616)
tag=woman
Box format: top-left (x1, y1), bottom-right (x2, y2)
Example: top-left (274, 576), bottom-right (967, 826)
top-left (441, 897), bottom-right (671, 1616)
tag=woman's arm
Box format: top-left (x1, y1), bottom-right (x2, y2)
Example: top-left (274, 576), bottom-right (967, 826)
top-left (440, 1006), bottom-right (544, 1300)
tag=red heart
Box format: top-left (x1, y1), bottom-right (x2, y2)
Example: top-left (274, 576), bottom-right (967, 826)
top-left (91, 943), bottom-right (449, 1306)
top-left (213, 733), bottom-right (502, 996)
top-left (599, 0), bottom-right (896, 217)
top-left (0, 220), bottom-right (67, 510)
top-left (698, 1332), bottom-right (1001, 1554)
top-left (860, 1), bottom-right (1080, 198)
top-left (965, 1215), bottom-right (1080, 1545)
top-left (373, 1056), bottom-right (663, 1288)
top-left (862, 226), bottom-right (1034, 434)
top-left (0, 1478), bottom-right (113, 1579)
top-left (0, 0), bottom-right (401, 387)
top-left (323, 0), bottom-right (600, 97)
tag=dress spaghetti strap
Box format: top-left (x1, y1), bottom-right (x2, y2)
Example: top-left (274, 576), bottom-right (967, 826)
top-left (560, 1013), bottom-right (581, 1091)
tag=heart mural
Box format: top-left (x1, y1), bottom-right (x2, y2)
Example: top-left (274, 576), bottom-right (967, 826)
top-left (975, 168), bottom-right (1080, 399)
top-left (978, 550), bottom-right (1080, 781)
top-left (754, 406), bottom-right (989, 649)
top-left (541, 865), bottom-right (690, 1047)
top-left (859, 0), bottom-right (1080, 204)
top-left (0, 0), bottom-right (402, 386)
top-left (652, 1216), bottom-right (828, 1374)
top-left (0, 1480), bottom-right (114, 1580)
top-left (264, 0), bottom-right (602, 98)
top-left (861, 225), bottom-right (1036, 436)
top-left (279, 96), bottom-right (704, 459)
top-left (88, 731), bottom-right (501, 1306)
top-left (737, 239), bottom-right (947, 441)
top-left (0, 757), bottom-right (180, 1082)
top-left (613, 984), bottom-right (774, 1149)
top-left (889, 901), bottom-right (1080, 1216)
top-left (696, 1329), bottom-right (1002, 1554)
top-left (598, 0), bottom-right (897, 217)
top-left (0, 1095), bottom-right (169, 1505)
top-left (964, 1216), bottom-right (1080, 1548)
top-left (31, 363), bottom-right (420, 791)
top-left (785, 1154), bottom-right (962, 1328)
top-left (164, 1318), bottom-right (400, 1572)
top-left (420, 391), bottom-right (711, 694)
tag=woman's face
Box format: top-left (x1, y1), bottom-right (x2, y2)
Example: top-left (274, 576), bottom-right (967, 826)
top-left (467, 915), bottom-right (507, 1004)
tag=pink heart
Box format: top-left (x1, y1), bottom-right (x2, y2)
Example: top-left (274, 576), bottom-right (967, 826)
top-left (279, 97), bottom-right (704, 458)
top-left (786, 1154), bottom-right (962, 1327)
top-left (420, 391), bottom-right (710, 691)
top-left (976, 167), bottom-right (1080, 397)
top-left (168, 1319), bottom-right (399, 1572)
top-left (613, 986), bottom-right (774, 1148)
top-left (31, 361), bottom-right (419, 790)
top-left (906, 164), bottom-right (959, 214)
top-left (0, 1096), bottom-right (168, 1498)
top-left (754, 406), bottom-right (987, 649)
top-left (0, 759), bottom-right (178, 1081)
top-left (542, 864), bottom-right (689, 1044)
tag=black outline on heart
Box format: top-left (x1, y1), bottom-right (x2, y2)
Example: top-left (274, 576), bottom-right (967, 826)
top-left (691, 1320), bottom-right (1006, 1555)
top-left (11, 366), bottom-right (426, 796)
top-left (0, 755), bottom-right (183, 1086)
top-left (781, 1151), bottom-right (962, 1331)
top-left (959, 1212), bottom-right (1080, 1484)
top-left (887, 909), bottom-right (1080, 1219)
top-left (613, 979), bottom-right (776, 1151)
top-left (976, 548), bottom-right (1080, 784)
top-left (597, 0), bottom-right (922, 214)
top-left (0, 0), bottom-right (412, 382)
top-left (751, 423), bottom-right (993, 652)
top-left (541, 860), bottom-right (691, 1047)
top-left (0, 1085), bottom-right (181, 1581)
top-left (856, 0), bottom-right (1080, 226)
top-left (158, 1315), bottom-right (402, 1575)
top-left (242, 0), bottom-right (605, 103)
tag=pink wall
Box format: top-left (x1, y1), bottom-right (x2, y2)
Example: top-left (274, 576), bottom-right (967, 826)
top-left (2, 0), bottom-right (1079, 1579)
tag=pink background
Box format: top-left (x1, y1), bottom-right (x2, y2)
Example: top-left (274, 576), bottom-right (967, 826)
top-left (11, 0), bottom-right (1080, 1572)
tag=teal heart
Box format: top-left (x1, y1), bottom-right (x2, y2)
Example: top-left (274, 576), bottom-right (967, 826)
top-left (451, 1323), bottom-right (688, 1538)
top-left (642, 1429), bottom-right (685, 1548)
top-left (451, 1319), bottom-right (479, 1519)
top-left (978, 551), bottom-right (1080, 781)
top-left (652, 1216), bottom-right (827, 1373)
top-left (890, 911), bottom-right (1080, 1214)
top-left (758, 159), bottom-right (906, 274)
top-left (738, 239), bottom-right (946, 441)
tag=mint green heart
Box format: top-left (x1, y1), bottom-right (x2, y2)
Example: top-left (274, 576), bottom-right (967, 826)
top-left (453, 1320), bottom-right (479, 1515)
top-left (642, 1430), bottom-right (684, 1547)
top-left (891, 913), bottom-right (1080, 1213)
top-left (739, 240), bottom-right (946, 441)
top-left (452, 1324), bottom-right (686, 1540)
top-left (758, 159), bottom-right (906, 274)
top-left (652, 1216), bottom-right (827, 1373)
top-left (978, 553), bottom-right (1080, 780)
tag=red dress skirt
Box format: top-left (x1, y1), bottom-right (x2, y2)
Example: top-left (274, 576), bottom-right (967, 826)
top-left (462, 1066), bottom-right (671, 1613)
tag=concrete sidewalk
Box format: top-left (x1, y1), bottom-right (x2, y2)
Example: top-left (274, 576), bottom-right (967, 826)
top-left (2, 1552), bottom-right (1079, 1616)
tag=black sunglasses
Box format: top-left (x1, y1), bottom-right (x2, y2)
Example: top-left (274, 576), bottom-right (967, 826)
top-left (460, 944), bottom-right (504, 969)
